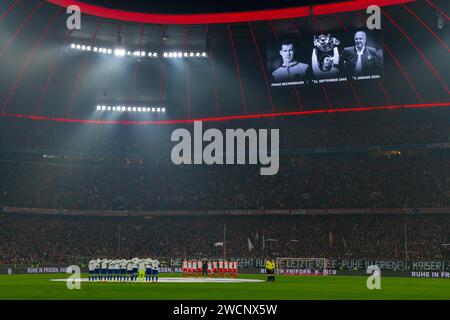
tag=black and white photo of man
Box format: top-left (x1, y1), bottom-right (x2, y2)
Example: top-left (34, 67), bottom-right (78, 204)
top-left (271, 39), bottom-right (309, 82)
top-left (340, 31), bottom-right (382, 77)
top-left (311, 34), bottom-right (340, 79)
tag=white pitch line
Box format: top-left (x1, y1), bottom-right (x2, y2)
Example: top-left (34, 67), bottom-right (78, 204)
top-left (50, 277), bottom-right (265, 283)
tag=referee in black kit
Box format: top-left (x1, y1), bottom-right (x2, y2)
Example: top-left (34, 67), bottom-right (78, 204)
top-left (202, 260), bottom-right (208, 277)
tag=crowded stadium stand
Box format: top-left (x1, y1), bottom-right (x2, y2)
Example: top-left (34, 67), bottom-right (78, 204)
top-left (0, 0), bottom-right (449, 281)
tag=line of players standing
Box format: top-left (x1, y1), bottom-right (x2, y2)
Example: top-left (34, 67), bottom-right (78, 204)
top-left (88, 258), bottom-right (160, 282)
top-left (182, 259), bottom-right (238, 278)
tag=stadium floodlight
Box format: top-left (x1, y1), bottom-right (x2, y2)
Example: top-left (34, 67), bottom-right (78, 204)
top-left (178, 52), bottom-right (182, 58)
top-left (87, 46), bottom-right (91, 51)
top-left (114, 49), bottom-right (126, 57)
top-left (190, 52), bottom-right (194, 57)
top-left (153, 52), bottom-right (158, 57)
top-left (107, 49), bottom-right (112, 54)
top-left (141, 51), bottom-right (146, 56)
top-left (184, 52), bottom-right (188, 57)
top-left (93, 47), bottom-right (98, 52)
top-left (71, 44), bottom-right (76, 49)
top-left (94, 105), bottom-right (170, 113)
top-left (196, 52), bottom-right (200, 57)
top-left (81, 45), bottom-right (86, 50)
top-left (202, 52), bottom-right (207, 57)
top-left (76, 44), bottom-right (81, 50)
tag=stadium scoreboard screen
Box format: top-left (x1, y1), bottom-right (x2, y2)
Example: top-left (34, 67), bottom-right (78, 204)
top-left (267, 29), bottom-right (384, 87)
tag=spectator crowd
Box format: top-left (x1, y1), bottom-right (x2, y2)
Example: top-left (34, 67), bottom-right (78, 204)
top-left (0, 213), bottom-right (448, 265)
top-left (0, 109), bottom-right (449, 266)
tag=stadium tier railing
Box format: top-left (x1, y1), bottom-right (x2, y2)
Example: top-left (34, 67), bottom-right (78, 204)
top-left (3, 206), bottom-right (450, 217)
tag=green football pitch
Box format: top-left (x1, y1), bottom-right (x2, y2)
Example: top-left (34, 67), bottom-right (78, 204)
top-left (0, 273), bottom-right (449, 300)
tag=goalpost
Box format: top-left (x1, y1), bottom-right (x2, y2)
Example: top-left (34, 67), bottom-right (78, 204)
top-left (276, 257), bottom-right (333, 276)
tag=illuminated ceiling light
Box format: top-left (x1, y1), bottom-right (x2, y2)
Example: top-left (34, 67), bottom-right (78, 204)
top-left (163, 52), bottom-right (168, 58)
top-left (189, 52), bottom-right (194, 57)
top-left (141, 51), bottom-right (146, 56)
top-left (172, 52), bottom-right (177, 58)
top-left (153, 52), bottom-right (158, 57)
top-left (196, 52), bottom-right (200, 57)
top-left (184, 52), bottom-right (188, 57)
top-left (137, 107), bottom-right (142, 112)
top-left (202, 52), bottom-right (207, 57)
top-left (132, 107), bottom-right (137, 112)
top-left (157, 108), bottom-right (161, 112)
top-left (112, 107), bottom-right (116, 111)
top-left (76, 44), bottom-right (81, 50)
top-left (162, 107), bottom-right (166, 112)
top-left (107, 106), bottom-right (111, 111)
top-left (81, 45), bottom-right (86, 50)
top-left (107, 49), bottom-right (112, 54)
top-left (96, 105), bottom-right (101, 111)
top-left (177, 52), bottom-right (182, 58)
top-left (93, 47), bottom-right (98, 52)
top-left (152, 108), bottom-right (156, 112)
top-left (101, 106), bottom-right (106, 111)
top-left (127, 107), bottom-right (131, 112)
top-left (168, 52), bottom-right (173, 58)
top-left (87, 46), bottom-right (91, 51)
top-left (71, 44), bottom-right (75, 49)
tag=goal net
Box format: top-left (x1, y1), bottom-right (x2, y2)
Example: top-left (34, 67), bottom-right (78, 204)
top-left (276, 258), bottom-right (333, 276)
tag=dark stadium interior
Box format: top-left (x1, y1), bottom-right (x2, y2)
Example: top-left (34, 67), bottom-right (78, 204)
top-left (0, 0), bottom-right (448, 121)
top-left (0, 0), bottom-right (449, 269)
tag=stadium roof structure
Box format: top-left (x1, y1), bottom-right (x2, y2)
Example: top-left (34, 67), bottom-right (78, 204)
top-left (46, 0), bottom-right (418, 24)
top-left (0, 0), bottom-right (448, 124)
